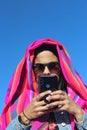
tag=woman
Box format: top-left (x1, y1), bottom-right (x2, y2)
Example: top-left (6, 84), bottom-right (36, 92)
top-left (0, 38), bottom-right (87, 130)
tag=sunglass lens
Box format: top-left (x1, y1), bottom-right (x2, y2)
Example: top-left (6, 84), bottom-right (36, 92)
top-left (49, 62), bottom-right (60, 72)
top-left (33, 64), bottom-right (44, 73)
top-left (38, 64), bottom-right (44, 71)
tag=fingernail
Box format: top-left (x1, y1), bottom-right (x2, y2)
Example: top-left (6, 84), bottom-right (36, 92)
top-left (48, 90), bottom-right (51, 93)
top-left (46, 95), bottom-right (50, 100)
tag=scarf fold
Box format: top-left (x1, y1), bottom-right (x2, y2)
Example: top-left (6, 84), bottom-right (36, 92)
top-left (0, 38), bottom-right (87, 130)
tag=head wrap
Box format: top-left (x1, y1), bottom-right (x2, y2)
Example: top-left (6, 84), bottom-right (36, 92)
top-left (0, 38), bottom-right (87, 130)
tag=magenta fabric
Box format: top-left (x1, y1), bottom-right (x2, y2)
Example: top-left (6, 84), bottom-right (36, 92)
top-left (0, 38), bottom-right (87, 130)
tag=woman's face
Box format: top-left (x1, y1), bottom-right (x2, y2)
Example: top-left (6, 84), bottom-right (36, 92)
top-left (33, 50), bottom-right (61, 79)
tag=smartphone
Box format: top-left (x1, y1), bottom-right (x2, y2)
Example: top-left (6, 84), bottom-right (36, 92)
top-left (38, 75), bottom-right (59, 93)
top-left (38, 75), bottom-right (59, 103)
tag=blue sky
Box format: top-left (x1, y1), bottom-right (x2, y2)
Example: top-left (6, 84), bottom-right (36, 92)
top-left (0, 0), bottom-right (87, 114)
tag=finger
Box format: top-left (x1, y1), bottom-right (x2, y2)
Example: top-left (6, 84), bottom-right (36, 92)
top-left (51, 90), bottom-right (66, 95)
top-left (46, 100), bottom-right (65, 109)
top-left (35, 109), bottom-right (51, 116)
top-left (52, 103), bottom-right (69, 112)
top-left (46, 93), bottom-right (65, 102)
top-left (34, 105), bottom-right (52, 116)
top-left (37, 100), bottom-right (48, 106)
top-left (36, 90), bottom-right (52, 101)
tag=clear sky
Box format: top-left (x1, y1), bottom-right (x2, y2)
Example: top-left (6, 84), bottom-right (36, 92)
top-left (0, 0), bottom-right (87, 114)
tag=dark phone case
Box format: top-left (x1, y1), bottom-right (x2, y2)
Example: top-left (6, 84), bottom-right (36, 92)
top-left (38, 75), bottom-right (59, 93)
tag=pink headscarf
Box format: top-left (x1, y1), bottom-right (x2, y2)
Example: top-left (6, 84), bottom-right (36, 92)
top-left (0, 38), bottom-right (87, 130)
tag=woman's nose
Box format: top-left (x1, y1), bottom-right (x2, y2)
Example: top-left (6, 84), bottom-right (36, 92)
top-left (43, 66), bottom-right (50, 75)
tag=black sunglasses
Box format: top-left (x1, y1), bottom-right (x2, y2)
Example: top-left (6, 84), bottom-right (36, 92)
top-left (33, 62), bottom-right (60, 74)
